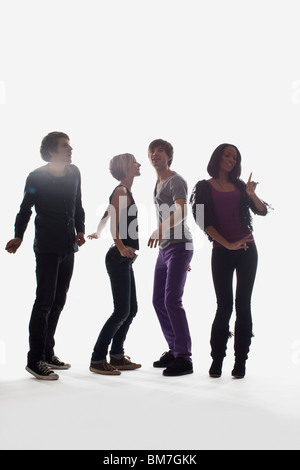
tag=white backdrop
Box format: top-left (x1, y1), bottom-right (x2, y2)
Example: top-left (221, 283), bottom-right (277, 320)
top-left (0, 0), bottom-right (299, 439)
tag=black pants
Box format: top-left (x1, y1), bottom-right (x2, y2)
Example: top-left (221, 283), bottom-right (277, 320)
top-left (210, 243), bottom-right (258, 361)
top-left (91, 247), bottom-right (137, 363)
top-left (27, 252), bottom-right (74, 365)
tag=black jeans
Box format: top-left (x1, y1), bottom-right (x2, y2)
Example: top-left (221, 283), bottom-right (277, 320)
top-left (27, 252), bottom-right (74, 365)
top-left (91, 247), bottom-right (138, 363)
top-left (210, 243), bottom-right (258, 361)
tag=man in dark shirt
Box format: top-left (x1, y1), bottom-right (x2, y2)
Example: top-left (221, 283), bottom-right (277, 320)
top-left (5, 132), bottom-right (85, 380)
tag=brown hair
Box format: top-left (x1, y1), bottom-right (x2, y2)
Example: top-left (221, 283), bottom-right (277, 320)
top-left (148, 139), bottom-right (174, 167)
top-left (40, 131), bottom-right (70, 162)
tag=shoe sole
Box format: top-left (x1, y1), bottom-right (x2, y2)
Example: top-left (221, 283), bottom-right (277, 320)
top-left (153, 363), bottom-right (173, 368)
top-left (44, 362), bottom-right (71, 370)
top-left (110, 364), bottom-right (142, 370)
top-left (163, 369), bottom-right (193, 377)
top-left (25, 366), bottom-right (59, 381)
top-left (89, 366), bottom-right (121, 376)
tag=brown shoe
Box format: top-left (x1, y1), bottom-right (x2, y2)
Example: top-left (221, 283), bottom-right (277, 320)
top-left (89, 361), bottom-right (121, 375)
top-left (110, 355), bottom-right (141, 370)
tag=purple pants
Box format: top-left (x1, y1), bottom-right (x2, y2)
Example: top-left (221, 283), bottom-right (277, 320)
top-left (152, 242), bottom-right (193, 362)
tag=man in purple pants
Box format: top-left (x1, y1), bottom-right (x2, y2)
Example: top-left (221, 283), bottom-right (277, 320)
top-left (148, 139), bottom-right (194, 376)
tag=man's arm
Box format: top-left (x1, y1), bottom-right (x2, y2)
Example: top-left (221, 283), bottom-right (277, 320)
top-left (148, 198), bottom-right (186, 248)
top-left (5, 174), bottom-right (35, 254)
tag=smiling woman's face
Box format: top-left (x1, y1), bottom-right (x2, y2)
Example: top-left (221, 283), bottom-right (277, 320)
top-left (219, 145), bottom-right (238, 174)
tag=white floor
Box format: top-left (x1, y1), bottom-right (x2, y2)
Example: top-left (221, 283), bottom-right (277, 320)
top-left (1, 239), bottom-right (299, 451)
top-left (1, 356), bottom-right (300, 451)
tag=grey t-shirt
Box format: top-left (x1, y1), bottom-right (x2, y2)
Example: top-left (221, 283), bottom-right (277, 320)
top-left (154, 171), bottom-right (193, 250)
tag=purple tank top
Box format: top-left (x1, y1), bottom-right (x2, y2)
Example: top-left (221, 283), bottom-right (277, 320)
top-left (209, 182), bottom-right (253, 248)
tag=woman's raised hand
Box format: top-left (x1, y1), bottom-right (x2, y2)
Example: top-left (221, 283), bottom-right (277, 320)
top-left (246, 172), bottom-right (258, 197)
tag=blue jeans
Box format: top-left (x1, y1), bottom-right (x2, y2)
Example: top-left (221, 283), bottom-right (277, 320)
top-left (91, 247), bottom-right (138, 363)
top-left (152, 242), bottom-right (193, 362)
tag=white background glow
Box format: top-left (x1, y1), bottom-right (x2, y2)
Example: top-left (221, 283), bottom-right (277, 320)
top-left (0, 0), bottom-right (298, 392)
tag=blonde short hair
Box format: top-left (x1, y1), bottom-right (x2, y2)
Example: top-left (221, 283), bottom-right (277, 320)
top-left (109, 153), bottom-right (135, 181)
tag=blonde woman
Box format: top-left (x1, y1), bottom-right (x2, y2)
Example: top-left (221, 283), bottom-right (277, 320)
top-left (88, 154), bottom-right (141, 375)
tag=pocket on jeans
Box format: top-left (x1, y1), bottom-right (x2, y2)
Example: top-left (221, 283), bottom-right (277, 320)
top-left (105, 248), bottom-right (132, 268)
top-left (105, 247), bottom-right (119, 262)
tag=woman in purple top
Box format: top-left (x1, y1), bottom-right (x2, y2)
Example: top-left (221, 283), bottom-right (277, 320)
top-left (190, 144), bottom-right (269, 379)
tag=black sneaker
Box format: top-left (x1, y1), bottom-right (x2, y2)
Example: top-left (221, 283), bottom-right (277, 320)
top-left (26, 361), bottom-right (59, 381)
top-left (45, 355), bottom-right (71, 370)
top-left (153, 350), bottom-right (175, 368)
top-left (163, 357), bottom-right (193, 376)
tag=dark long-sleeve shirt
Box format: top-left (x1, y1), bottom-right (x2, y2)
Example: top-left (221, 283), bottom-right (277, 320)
top-left (14, 164), bottom-right (85, 255)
